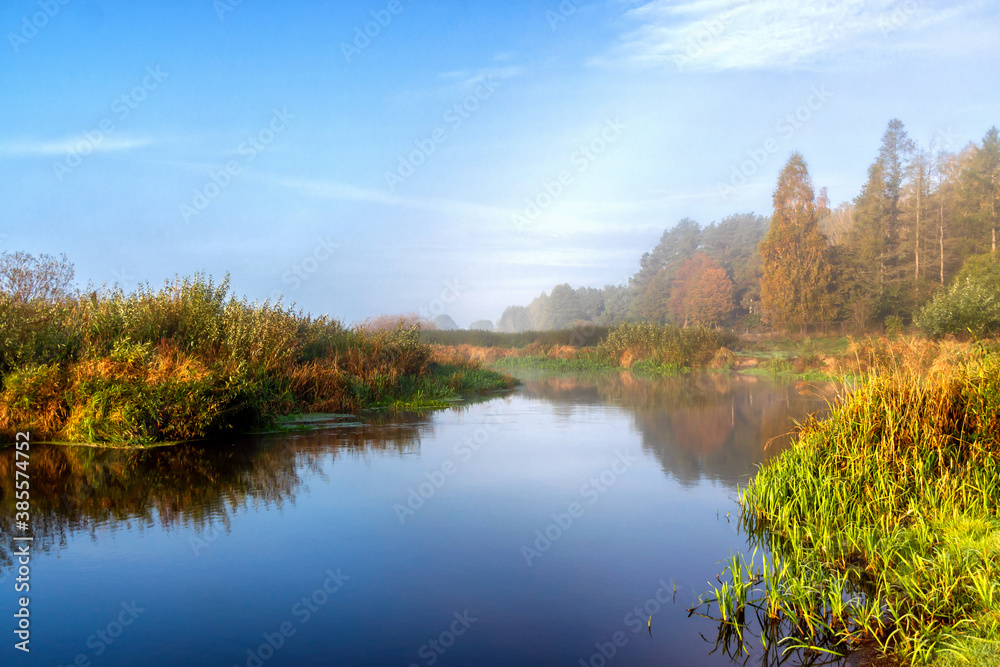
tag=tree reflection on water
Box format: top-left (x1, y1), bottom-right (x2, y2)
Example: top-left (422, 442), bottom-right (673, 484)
top-left (0, 412), bottom-right (431, 572)
top-left (516, 370), bottom-right (836, 487)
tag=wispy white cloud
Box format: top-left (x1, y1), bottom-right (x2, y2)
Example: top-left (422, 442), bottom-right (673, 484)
top-left (271, 176), bottom-right (668, 237)
top-left (274, 176), bottom-right (514, 221)
top-left (439, 65), bottom-right (523, 93)
top-left (594, 0), bottom-right (992, 71)
top-left (0, 135), bottom-right (156, 157)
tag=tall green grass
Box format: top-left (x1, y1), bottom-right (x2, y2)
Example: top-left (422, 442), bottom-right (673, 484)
top-left (488, 354), bottom-right (615, 373)
top-left (698, 346), bottom-right (1000, 665)
top-left (0, 275), bottom-right (515, 445)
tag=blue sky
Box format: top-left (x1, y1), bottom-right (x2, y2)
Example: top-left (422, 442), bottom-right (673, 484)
top-left (2, 0), bottom-right (998, 326)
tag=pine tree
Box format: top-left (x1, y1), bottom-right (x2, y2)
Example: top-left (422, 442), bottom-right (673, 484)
top-left (960, 127), bottom-right (1000, 256)
top-left (851, 160), bottom-right (891, 303)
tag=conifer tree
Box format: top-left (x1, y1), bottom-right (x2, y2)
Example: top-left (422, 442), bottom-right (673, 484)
top-left (759, 153), bottom-right (834, 330)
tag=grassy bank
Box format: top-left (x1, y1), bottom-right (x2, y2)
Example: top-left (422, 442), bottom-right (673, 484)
top-left (700, 342), bottom-right (1000, 665)
top-left (421, 326), bottom-right (610, 348)
top-left (431, 322), bottom-right (736, 376)
top-left (0, 275), bottom-right (515, 446)
top-left (428, 325), bottom-right (919, 381)
top-left (487, 354), bottom-right (688, 376)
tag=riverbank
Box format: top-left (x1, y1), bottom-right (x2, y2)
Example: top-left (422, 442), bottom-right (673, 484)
top-left (0, 276), bottom-right (515, 446)
top-left (430, 322), bottom-right (736, 376)
top-left (431, 328), bottom-right (971, 383)
top-left (702, 343), bottom-right (1000, 666)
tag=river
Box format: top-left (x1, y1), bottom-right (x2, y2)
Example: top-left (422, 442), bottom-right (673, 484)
top-left (0, 370), bottom-right (838, 666)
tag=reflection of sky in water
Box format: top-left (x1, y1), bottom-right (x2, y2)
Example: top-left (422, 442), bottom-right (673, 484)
top-left (0, 373), bottom-right (838, 666)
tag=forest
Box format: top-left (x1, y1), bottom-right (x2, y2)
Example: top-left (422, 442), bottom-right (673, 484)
top-left (496, 119), bottom-right (1000, 337)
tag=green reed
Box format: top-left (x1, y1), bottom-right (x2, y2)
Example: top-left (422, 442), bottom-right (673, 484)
top-left (698, 346), bottom-right (1000, 665)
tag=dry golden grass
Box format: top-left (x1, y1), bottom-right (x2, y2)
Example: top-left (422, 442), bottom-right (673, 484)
top-left (709, 347), bottom-right (736, 369)
top-left (842, 335), bottom-right (975, 376)
top-left (0, 276), bottom-right (507, 443)
top-left (287, 359), bottom-right (347, 413)
top-left (0, 363), bottom-right (66, 439)
top-left (429, 344), bottom-right (521, 365)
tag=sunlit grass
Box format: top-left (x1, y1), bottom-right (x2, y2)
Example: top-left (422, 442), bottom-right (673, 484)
top-left (697, 344), bottom-right (1000, 665)
top-left (0, 275), bottom-right (516, 445)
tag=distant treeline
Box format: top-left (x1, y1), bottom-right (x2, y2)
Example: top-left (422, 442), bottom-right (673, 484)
top-left (497, 119), bottom-right (1000, 335)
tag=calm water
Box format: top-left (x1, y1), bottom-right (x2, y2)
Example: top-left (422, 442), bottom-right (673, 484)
top-left (1, 371), bottom-right (836, 666)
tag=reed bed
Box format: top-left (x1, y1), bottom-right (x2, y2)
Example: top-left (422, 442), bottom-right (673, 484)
top-left (597, 322), bottom-right (736, 369)
top-left (697, 341), bottom-right (1000, 665)
top-left (0, 275), bottom-right (515, 445)
top-left (429, 322), bottom-right (736, 375)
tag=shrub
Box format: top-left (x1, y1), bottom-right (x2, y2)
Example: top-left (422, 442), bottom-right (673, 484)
top-left (916, 278), bottom-right (1000, 338)
top-left (884, 314), bottom-right (904, 337)
top-left (916, 254), bottom-right (1000, 338)
top-left (0, 296), bottom-right (83, 375)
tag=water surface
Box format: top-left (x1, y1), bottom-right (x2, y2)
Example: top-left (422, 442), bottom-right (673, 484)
top-left (1, 371), bottom-right (835, 666)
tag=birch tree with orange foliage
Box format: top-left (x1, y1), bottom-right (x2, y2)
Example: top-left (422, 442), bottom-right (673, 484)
top-left (759, 153), bottom-right (835, 331)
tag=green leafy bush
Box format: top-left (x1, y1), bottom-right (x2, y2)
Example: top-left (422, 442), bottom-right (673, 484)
top-left (916, 255), bottom-right (1000, 337)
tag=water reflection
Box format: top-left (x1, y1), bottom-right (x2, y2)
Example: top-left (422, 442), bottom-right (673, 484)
top-left (0, 374), bottom-right (834, 574)
top-left (517, 371), bottom-right (835, 486)
top-left (0, 412), bottom-right (431, 571)
top-left (0, 372), bottom-right (843, 666)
